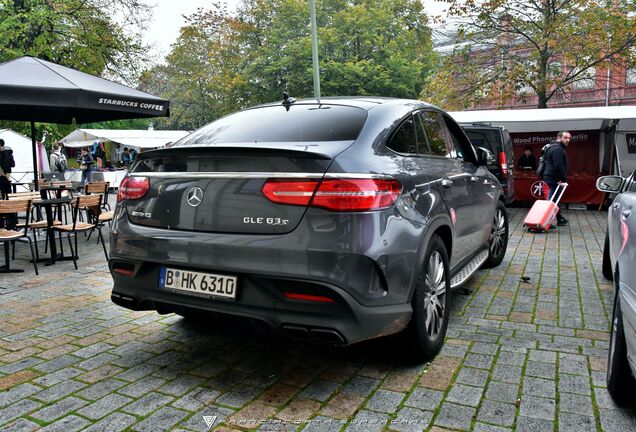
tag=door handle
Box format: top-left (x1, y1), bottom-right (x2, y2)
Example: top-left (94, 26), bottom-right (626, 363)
top-left (470, 176), bottom-right (479, 183)
top-left (622, 209), bottom-right (631, 219)
top-left (441, 179), bottom-right (454, 188)
top-left (614, 203), bottom-right (620, 209)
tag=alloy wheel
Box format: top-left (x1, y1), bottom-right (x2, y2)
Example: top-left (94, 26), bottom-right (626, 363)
top-left (608, 310), bottom-right (619, 380)
top-left (424, 251), bottom-right (446, 340)
top-left (490, 209), bottom-right (506, 257)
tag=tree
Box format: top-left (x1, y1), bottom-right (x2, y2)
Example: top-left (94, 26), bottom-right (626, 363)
top-left (320, 0), bottom-right (433, 98)
top-left (140, 0), bottom-right (436, 129)
top-left (423, 0), bottom-right (636, 109)
top-left (0, 0), bottom-right (152, 140)
top-left (0, 0), bottom-right (150, 79)
top-left (138, 5), bottom-right (246, 130)
top-left (237, 0), bottom-right (434, 102)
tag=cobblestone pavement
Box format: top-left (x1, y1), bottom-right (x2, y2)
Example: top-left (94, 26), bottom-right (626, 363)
top-left (1, 208), bottom-right (635, 431)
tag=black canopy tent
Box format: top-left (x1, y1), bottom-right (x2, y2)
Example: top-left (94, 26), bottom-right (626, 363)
top-left (0, 56), bottom-right (170, 189)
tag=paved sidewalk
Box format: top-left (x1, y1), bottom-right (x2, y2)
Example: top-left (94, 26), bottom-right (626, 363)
top-left (0, 208), bottom-right (635, 431)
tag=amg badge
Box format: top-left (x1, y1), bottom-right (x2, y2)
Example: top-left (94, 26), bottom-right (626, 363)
top-left (131, 211), bottom-right (152, 219)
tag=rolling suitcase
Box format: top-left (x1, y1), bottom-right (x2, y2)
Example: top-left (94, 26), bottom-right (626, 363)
top-left (524, 183), bottom-right (568, 232)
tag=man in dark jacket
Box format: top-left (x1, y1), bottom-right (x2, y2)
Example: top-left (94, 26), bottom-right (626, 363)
top-left (518, 146), bottom-right (537, 171)
top-left (0, 138), bottom-right (14, 199)
top-left (543, 131), bottom-right (570, 226)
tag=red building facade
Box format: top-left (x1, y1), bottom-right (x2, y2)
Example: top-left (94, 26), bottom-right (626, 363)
top-left (471, 64), bottom-right (636, 110)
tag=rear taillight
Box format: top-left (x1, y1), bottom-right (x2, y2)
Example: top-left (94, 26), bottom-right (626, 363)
top-left (117, 176), bottom-right (149, 202)
top-left (261, 179), bottom-right (319, 206)
top-left (262, 178), bottom-right (402, 211)
top-left (499, 151), bottom-right (508, 180)
top-left (312, 179), bottom-right (402, 211)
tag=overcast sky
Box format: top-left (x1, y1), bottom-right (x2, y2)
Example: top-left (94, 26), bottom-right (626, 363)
top-left (144, 0), bottom-right (450, 61)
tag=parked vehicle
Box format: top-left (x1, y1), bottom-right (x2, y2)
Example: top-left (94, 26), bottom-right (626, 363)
top-left (597, 172), bottom-right (636, 404)
top-left (461, 123), bottom-right (515, 205)
top-left (109, 97), bottom-right (509, 360)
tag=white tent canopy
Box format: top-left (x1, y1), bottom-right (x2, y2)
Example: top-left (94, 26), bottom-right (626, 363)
top-left (449, 106), bottom-right (636, 133)
top-left (61, 129), bottom-right (189, 149)
top-left (450, 105), bottom-right (636, 176)
top-left (0, 129), bottom-right (48, 184)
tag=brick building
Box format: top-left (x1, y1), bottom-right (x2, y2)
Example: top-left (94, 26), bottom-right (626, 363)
top-left (432, 22), bottom-right (636, 111)
top-left (473, 64), bottom-right (636, 110)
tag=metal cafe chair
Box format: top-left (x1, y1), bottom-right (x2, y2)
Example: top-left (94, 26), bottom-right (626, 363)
top-left (46, 180), bottom-right (75, 223)
top-left (0, 199), bottom-right (39, 275)
top-left (84, 181), bottom-right (111, 210)
top-left (9, 191), bottom-right (61, 260)
top-left (84, 182), bottom-right (113, 242)
top-left (29, 179), bottom-right (51, 191)
top-left (52, 194), bottom-right (109, 269)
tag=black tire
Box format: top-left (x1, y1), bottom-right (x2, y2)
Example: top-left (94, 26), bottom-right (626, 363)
top-left (607, 288), bottom-right (635, 405)
top-left (405, 234), bottom-right (451, 361)
top-left (483, 201), bottom-right (509, 268)
top-left (602, 231), bottom-right (613, 281)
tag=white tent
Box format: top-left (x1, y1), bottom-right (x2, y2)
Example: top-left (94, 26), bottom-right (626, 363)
top-left (0, 129), bottom-right (48, 185)
top-left (449, 106), bottom-right (636, 133)
top-left (60, 129), bottom-right (189, 149)
top-left (449, 105), bottom-right (636, 176)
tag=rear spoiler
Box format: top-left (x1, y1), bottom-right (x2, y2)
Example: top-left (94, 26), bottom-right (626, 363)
top-left (140, 141), bottom-right (357, 161)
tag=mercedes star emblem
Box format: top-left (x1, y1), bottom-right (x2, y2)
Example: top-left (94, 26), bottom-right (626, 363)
top-left (186, 186), bottom-right (204, 207)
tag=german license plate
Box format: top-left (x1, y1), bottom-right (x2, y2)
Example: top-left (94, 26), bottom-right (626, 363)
top-left (159, 267), bottom-right (237, 300)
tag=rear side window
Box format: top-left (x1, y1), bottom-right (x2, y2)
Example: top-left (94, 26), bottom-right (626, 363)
top-left (419, 111), bottom-right (454, 157)
top-left (415, 115), bottom-right (431, 155)
top-left (387, 117), bottom-right (417, 154)
top-left (464, 128), bottom-right (502, 154)
top-left (172, 105), bottom-right (367, 146)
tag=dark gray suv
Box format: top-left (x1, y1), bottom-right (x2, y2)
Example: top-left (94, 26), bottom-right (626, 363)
top-left (109, 97), bottom-right (509, 360)
top-left (461, 123), bottom-right (516, 205)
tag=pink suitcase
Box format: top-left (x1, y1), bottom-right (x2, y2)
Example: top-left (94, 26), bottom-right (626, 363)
top-left (524, 183), bottom-right (568, 232)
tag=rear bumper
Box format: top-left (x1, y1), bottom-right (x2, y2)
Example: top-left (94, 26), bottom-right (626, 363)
top-left (110, 261), bottom-right (412, 345)
top-left (108, 206), bottom-right (420, 344)
top-left (109, 204), bottom-right (423, 306)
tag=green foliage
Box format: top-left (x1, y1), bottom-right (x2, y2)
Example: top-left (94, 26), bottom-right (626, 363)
top-left (0, 0), bottom-right (150, 79)
top-left (0, 0), bottom-right (152, 141)
top-left (139, 4), bottom-right (245, 131)
top-left (140, 0), bottom-right (435, 129)
top-left (424, 0), bottom-right (636, 109)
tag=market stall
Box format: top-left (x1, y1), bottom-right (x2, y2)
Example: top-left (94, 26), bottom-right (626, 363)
top-left (60, 129), bottom-right (189, 187)
top-left (450, 106), bottom-right (636, 205)
top-left (63, 169), bottom-right (128, 188)
top-left (61, 129), bottom-right (189, 151)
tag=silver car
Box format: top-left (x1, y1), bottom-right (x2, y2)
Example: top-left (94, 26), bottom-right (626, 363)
top-left (597, 173), bottom-right (636, 404)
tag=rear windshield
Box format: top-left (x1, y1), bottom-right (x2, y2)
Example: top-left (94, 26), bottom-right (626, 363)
top-left (172, 104), bottom-right (368, 146)
top-left (464, 128), bottom-right (503, 154)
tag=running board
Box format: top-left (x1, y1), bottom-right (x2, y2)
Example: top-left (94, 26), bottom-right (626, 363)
top-left (450, 250), bottom-right (489, 289)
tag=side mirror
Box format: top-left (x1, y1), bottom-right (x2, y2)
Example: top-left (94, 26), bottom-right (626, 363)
top-left (596, 175), bottom-right (624, 193)
top-left (476, 147), bottom-right (494, 166)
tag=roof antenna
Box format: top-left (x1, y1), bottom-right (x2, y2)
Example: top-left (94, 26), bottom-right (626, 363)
top-left (282, 92), bottom-right (295, 111)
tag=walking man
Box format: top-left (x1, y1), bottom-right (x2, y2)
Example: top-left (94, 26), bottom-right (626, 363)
top-left (543, 131), bottom-right (570, 226)
top-left (77, 147), bottom-right (94, 188)
top-left (49, 143), bottom-right (68, 173)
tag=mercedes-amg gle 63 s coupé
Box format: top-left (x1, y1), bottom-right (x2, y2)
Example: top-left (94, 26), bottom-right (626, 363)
top-left (109, 97), bottom-right (509, 360)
